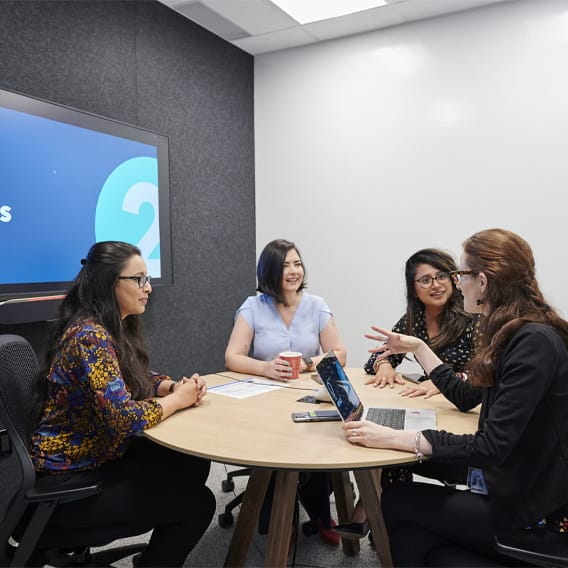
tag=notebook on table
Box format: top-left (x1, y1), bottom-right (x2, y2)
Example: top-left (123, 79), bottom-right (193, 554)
top-left (315, 351), bottom-right (437, 430)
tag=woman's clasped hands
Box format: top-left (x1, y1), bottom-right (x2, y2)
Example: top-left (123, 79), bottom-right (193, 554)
top-left (171, 373), bottom-right (207, 407)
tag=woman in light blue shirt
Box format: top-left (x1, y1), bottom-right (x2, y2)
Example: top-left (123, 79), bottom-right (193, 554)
top-left (226, 239), bottom-right (346, 379)
top-left (225, 238), bottom-right (346, 545)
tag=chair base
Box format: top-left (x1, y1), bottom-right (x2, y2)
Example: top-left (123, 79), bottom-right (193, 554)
top-left (218, 467), bottom-right (251, 527)
top-left (34, 543), bottom-right (147, 567)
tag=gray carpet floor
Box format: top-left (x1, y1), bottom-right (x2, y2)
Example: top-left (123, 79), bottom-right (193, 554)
top-left (94, 461), bottom-right (381, 567)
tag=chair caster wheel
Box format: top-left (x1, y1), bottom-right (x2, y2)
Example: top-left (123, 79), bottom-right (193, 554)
top-left (218, 512), bottom-right (234, 528)
top-left (222, 479), bottom-right (235, 492)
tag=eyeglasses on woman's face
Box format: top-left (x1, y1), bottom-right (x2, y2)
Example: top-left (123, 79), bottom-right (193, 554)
top-left (118, 274), bottom-right (152, 288)
top-left (414, 271), bottom-right (451, 289)
top-left (449, 270), bottom-right (478, 285)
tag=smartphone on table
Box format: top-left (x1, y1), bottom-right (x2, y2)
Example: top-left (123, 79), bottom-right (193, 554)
top-left (291, 410), bottom-right (341, 422)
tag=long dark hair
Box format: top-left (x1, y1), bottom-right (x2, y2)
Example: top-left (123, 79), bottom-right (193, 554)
top-left (35, 241), bottom-right (153, 418)
top-left (464, 229), bottom-right (568, 386)
top-left (256, 239), bottom-right (306, 306)
top-left (405, 248), bottom-right (471, 353)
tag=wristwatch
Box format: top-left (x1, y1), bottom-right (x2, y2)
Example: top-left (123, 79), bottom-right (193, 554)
top-left (302, 356), bottom-right (314, 371)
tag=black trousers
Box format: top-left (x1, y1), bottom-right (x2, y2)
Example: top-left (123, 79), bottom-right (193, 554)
top-left (381, 482), bottom-right (517, 567)
top-left (36, 437), bottom-right (216, 567)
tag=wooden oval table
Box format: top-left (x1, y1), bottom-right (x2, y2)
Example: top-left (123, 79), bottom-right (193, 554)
top-left (145, 368), bottom-right (479, 567)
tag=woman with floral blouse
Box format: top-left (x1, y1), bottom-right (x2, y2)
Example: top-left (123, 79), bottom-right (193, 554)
top-left (30, 241), bottom-right (215, 567)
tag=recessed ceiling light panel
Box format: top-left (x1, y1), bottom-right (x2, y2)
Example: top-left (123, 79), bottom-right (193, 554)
top-left (271, 0), bottom-right (389, 25)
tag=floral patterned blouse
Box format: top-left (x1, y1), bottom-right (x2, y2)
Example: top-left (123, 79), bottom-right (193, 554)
top-left (30, 318), bottom-right (166, 473)
top-left (364, 309), bottom-right (482, 375)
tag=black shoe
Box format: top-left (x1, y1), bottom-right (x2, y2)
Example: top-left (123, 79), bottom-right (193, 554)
top-left (332, 521), bottom-right (370, 540)
top-left (301, 520), bottom-right (318, 537)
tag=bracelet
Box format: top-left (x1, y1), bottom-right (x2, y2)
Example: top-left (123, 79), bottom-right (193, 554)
top-left (168, 381), bottom-right (176, 394)
top-left (415, 431), bottom-right (424, 462)
top-left (373, 358), bottom-right (390, 371)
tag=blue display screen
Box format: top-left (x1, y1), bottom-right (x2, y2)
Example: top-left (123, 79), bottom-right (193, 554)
top-left (0, 89), bottom-right (172, 298)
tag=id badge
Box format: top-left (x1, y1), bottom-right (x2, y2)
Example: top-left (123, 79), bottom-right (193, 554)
top-left (467, 467), bottom-right (488, 495)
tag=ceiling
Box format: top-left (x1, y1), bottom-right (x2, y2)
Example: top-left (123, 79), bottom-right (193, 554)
top-left (157, 0), bottom-right (517, 55)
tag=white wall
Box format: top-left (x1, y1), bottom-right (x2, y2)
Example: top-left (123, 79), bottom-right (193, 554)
top-left (254, 0), bottom-right (568, 369)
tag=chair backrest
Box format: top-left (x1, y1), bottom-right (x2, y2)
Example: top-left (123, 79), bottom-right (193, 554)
top-left (0, 334), bottom-right (151, 566)
top-left (0, 334), bottom-right (40, 560)
top-left (0, 332), bottom-right (39, 428)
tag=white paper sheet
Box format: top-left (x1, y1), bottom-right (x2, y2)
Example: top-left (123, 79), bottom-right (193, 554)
top-left (208, 378), bottom-right (282, 399)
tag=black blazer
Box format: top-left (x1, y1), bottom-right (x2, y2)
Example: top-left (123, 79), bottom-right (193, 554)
top-left (425, 322), bottom-right (568, 529)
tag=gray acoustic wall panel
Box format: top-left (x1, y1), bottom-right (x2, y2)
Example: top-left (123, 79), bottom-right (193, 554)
top-left (0, 1), bottom-right (256, 377)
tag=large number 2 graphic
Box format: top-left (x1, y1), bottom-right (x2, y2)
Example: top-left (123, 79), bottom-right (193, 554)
top-left (95, 156), bottom-right (161, 277)
top-left (122, 181), bottom-right (159, 259)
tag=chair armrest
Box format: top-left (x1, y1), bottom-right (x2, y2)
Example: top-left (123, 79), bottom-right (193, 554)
top-left (495, 530), bottom-right (568, 567)
top-left (25, 482), bottom-right (102, 504)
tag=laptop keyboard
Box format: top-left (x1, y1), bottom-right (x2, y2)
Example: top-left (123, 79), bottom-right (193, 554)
top-left (366, 407), bottom-right (405, 430)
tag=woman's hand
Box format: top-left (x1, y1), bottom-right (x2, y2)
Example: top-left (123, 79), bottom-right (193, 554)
top-left (365, 326), bottom-right (443, 376)
top-left (263, 357), bottom-right (294, 381)
top-left (364, 362), bottom-right (404, 388)
top-left (156, 373), bottom-right (206, 419)
top-left (366, 326), bottom-right (424, 356)
top-left (400, 379), bottom-right (440, 399)
top-left (341, 420), bottom-right (399, 449)
top-left (172, 373), bottom-right (206, 408)
top-left (341, 420), bottom-right (433, 457)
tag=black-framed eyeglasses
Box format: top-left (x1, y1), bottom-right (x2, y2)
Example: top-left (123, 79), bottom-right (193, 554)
top-left (414, 272), bottom-right (451, 289)
top-left (118, 275), bottom-right (152, 288)
top-left (449, 270), bottom-right (478, 284)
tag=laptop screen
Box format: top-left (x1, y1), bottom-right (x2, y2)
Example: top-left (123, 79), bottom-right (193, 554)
top-left (316, 352), bottom-right (364, 421)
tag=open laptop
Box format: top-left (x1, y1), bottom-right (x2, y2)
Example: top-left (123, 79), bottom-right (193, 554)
top-left (316, 351), bottom-right (436, 430)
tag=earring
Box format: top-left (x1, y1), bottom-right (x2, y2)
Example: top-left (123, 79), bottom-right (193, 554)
top-left (476, 298), bottom-right (485, 305)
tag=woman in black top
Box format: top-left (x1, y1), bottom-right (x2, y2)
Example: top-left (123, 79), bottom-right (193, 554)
top-left (364, 248), bottom-right (481, 399)
top-left (349, 229), bottom-right (568, 565)
top-left (336, 249), bottom-right (482, 541)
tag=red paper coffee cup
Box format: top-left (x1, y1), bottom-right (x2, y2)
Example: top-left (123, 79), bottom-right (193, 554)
top-left (279, 351), bottom-right (302, 379)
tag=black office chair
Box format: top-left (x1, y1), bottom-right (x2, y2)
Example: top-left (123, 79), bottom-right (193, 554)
top-left (0, 334), bottom-right (150, 567)
top-left (218, 467), bottom-right (251, 527)
top-left (495, 529), bottom-right (568, 567)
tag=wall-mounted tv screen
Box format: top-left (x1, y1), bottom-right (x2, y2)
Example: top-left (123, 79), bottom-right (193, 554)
top-left (0, 88), bottom-right (172, 302)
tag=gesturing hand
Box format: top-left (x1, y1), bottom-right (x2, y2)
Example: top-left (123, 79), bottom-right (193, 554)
top-left (365, 326), bottom-right (423, 358)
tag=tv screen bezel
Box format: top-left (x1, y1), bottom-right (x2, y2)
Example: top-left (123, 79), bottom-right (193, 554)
top-left (0, 88), bottom-right (173, 302)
